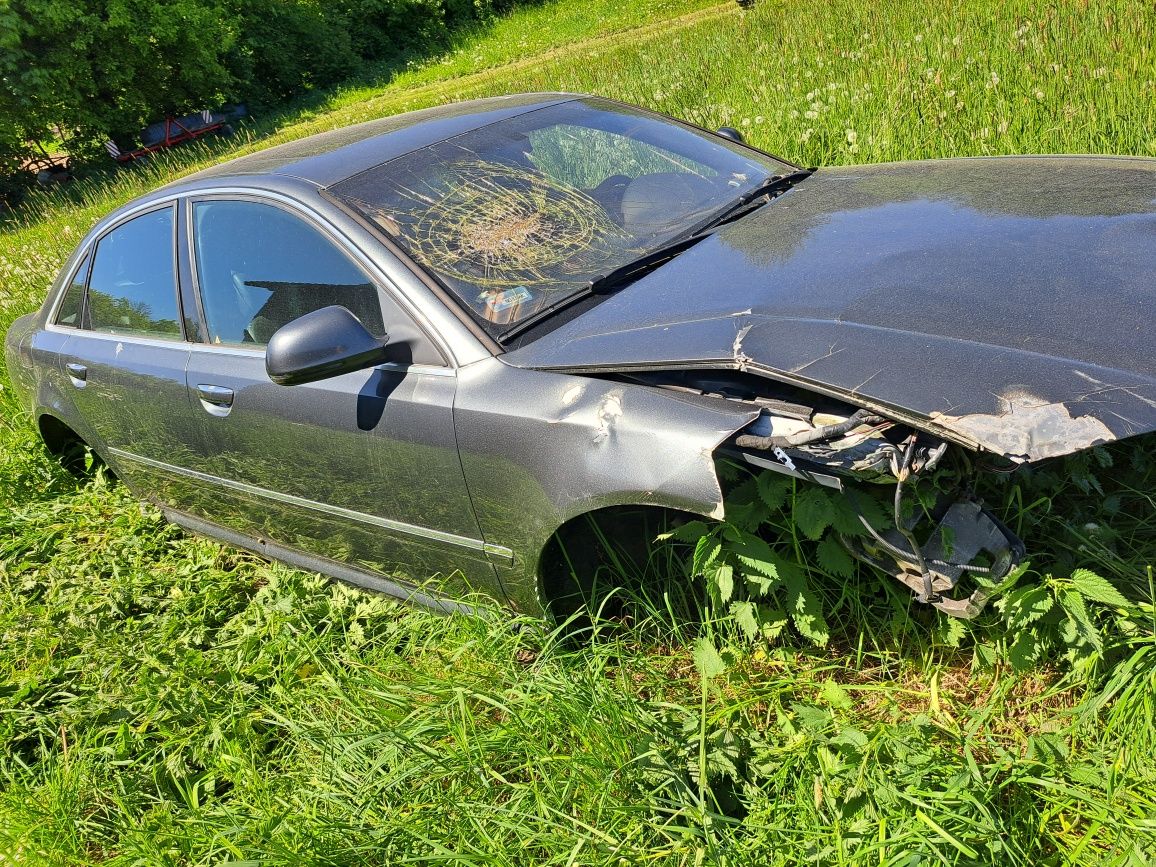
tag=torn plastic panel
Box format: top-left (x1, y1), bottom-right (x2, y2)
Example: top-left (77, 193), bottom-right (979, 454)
top-left (624, 369), bottom-right (1026, 618)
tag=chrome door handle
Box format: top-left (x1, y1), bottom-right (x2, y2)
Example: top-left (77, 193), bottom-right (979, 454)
top-left (196, 384), bottom-right (234, 417)
top-left (65, 362), bottom-right (87, 387)
top-left (197, 384), bottom-right (234, 406)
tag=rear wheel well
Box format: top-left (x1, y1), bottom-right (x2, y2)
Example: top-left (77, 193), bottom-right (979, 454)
top-left (37, 415), bottom-right (104, 477)
top-left (537, 505), bottom-right (702, 623)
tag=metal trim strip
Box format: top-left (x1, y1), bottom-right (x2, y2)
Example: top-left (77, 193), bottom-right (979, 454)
top-left (110, 447), bottom-right (514, 561)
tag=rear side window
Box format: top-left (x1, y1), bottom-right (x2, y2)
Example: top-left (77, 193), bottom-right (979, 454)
top-left (54, 252), bottom-right (91, 327)
top-left (191, 199), bottom-right (385, 346)
top-left (87, 207), bottom-right (181, 338)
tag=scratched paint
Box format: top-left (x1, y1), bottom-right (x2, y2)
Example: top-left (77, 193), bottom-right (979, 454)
top-left (931, 391), bottom-right (1116, 461)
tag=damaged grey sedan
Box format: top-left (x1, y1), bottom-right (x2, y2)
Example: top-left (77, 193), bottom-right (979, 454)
top-left (6, 94), bottom-right (1155, 622)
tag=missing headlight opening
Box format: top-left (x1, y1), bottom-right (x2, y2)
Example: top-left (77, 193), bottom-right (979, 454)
top-left (627, 369), bottom-right (1027, 619)
top-left (732, 402), bottom-right (1024, 618)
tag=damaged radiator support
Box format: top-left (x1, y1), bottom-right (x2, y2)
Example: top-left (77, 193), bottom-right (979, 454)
top-left (734, 408), bottom-right (1025, 618)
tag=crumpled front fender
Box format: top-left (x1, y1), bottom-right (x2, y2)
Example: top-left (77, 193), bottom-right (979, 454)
top-left (453, 358), bottom-right (759, 613)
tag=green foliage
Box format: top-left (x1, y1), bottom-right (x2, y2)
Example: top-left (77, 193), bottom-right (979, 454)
top-left (984, 565), bottom-right (1139, 673)
top-left (665, 445), bottom-right (1153, 682)
top-left (0, 0), bottom-right (240, 148)
top-left (664, 472), bottom-right (879, 647)
top-left (0, 0), bottom-right (516, 164)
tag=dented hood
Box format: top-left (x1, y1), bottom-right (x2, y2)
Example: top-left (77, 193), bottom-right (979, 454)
top-left (504, 156), bottom-right (1156, 461)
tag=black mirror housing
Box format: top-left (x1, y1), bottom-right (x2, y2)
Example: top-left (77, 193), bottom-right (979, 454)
top-left (716, 126), bottom-right (745, 144)
top-left (266, 305), bottom-right (389, 386)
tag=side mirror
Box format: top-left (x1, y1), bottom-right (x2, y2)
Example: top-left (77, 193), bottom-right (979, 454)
top-left (266, 305), bottom-right (389, 386)
top-left (716, 126), bottom-right (745, 144)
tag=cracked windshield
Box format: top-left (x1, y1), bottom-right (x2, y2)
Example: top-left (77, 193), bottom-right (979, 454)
top-left (328, 98), bottom-right (789, 335)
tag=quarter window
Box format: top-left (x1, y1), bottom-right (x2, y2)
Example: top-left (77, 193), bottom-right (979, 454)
top-left (54, 252), bottom-right (90, 327)
top-left (191, 200), bottom-right (385, 346)
top-left (87, 207), bottom-right (181, 338)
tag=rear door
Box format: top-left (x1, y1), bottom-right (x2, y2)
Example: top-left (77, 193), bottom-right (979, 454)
top-left (180, 195), bottom-right (502, 600)
top-left (54, 203), bottom-right (206, 507)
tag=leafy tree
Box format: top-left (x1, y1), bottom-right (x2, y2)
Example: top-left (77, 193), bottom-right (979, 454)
top-left (0, 0), bottom-right (238, 152)
top-left (0, 0), bottom-right (514, 185)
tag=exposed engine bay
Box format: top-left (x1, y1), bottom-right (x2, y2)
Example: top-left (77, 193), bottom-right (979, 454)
top-left (623, 370), bottom-right (1027, 619)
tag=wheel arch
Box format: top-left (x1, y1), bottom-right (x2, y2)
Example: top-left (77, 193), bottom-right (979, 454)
top-left (36, 412), bottom-right (107, 476)
top-left (534, 502), bottom-right (704, 622)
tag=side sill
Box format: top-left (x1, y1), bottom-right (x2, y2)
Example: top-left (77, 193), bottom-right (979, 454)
top-left (162, 506), bottom-right (480, 617)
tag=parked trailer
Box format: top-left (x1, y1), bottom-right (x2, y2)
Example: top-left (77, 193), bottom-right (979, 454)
top-left (105, 107), bottom-right (243, 163)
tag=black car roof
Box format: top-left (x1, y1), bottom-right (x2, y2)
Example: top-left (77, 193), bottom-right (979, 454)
top-left (176, 93), bottom-right (578, 189)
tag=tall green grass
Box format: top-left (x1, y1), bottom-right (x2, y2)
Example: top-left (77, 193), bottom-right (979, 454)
top-left (2, 0), bottom-right (1154, 863)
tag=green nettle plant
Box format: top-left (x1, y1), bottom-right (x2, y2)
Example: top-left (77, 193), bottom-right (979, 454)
top-left (669, 443), bottom-right (1152, 673)
top-left (661, 470), bottom-right (886, 647)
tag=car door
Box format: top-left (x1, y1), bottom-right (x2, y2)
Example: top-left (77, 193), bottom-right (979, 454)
top-left (54, 203), bottom-right (207, 507)
top-left (180, 194), bottom-right (503, 601)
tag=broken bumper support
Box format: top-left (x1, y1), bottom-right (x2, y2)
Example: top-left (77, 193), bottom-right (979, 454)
top-left (845, 497), bottom-right (1025, 618)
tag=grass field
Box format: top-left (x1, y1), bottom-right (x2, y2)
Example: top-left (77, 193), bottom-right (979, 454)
top-left (2, 0), bottom-right (1155, 863)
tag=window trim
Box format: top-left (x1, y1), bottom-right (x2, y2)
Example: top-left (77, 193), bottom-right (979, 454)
top-left (175, 194), bottom-right (208, 343)
top-left (47, 200), bottom-right (188, 343)
top-left (183, 190), bottom-right (452, 369)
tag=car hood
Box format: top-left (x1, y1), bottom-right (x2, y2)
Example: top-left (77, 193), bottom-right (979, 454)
top-left (504, 156), bottom-right (1156, 461)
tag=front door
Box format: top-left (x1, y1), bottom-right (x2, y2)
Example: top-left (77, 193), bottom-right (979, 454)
top-left (181, 196), bottom-right (501, 601)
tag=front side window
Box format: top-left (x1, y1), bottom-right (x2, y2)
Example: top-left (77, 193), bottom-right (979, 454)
top-left (191, 200), bottom-right (385, 346)
top-left (87, 207), bottom-right (181, 338)
top-left (327, 98), bottom-right (792, 337)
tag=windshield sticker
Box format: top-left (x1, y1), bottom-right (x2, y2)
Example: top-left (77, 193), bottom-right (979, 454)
top-left (477, 285), bottom-right (533, 324)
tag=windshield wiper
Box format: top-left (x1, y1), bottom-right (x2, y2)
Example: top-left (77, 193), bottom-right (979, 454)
top-left (497, 233), bottom-right (710, 342)
top-left (687, 168), bottom-right (814, 237)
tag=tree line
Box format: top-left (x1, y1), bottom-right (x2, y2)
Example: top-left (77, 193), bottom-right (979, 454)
top-left (0, 0), bottom-right (513, 188)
